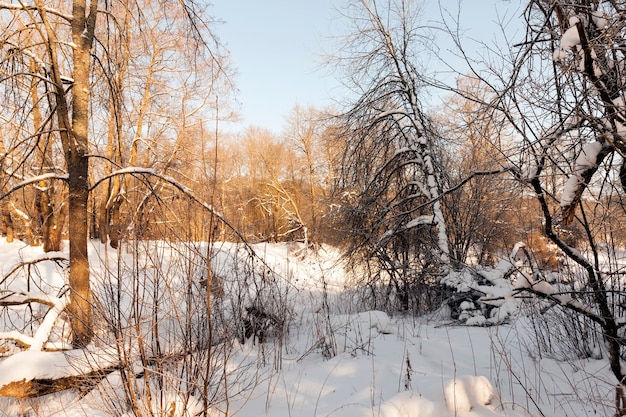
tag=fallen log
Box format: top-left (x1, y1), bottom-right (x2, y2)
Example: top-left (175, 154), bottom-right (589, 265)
top-left (0, 347), bottom-right (121, 399)
top-left (0, 366), bottom-right (119, 399)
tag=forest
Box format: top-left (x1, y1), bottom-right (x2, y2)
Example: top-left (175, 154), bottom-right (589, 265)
top-left (1, 0), bottom-right (626, 416)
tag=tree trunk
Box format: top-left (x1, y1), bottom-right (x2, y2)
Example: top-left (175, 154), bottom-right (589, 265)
top-left (67, 155), bottom-right (93, 347)
top-left (62, 0), bottom-right (98, 347)
top-left (0, 200), bottom-right (14, 243)
top-left (43, 185), bottom-right (67, 253)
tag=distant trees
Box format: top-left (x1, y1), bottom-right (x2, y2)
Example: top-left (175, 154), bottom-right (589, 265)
top-left (206, 116), bottom-right (337, 248)
top-left (436, 79), bottom-right (519, 266)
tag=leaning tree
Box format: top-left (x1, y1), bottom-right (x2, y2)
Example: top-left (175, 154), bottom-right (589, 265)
top-left (331, 0), bottom-right (451, 312)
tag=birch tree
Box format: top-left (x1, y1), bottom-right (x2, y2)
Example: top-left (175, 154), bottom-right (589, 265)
top-left (332, 0), bottom-right (450, 312)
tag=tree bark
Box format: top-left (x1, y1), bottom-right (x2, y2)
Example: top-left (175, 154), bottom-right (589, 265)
top-left (64, 0), bottom-right (98, 347)
top-left (0, 200), bottom-right (14, 243)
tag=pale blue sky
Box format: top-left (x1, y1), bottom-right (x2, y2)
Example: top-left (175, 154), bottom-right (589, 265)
top-left (211, 1), bottom-right (524, 133)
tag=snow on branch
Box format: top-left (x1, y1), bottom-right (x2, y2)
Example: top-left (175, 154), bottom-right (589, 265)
top-left (91, 167), bottom-right (224, 218)
top-left (561, 141), bottom-right (611, 224)
top-left (0, 255), bottom-right (68, 287)
top-left (0, 173), bottom-right (69, 201)
top-left (553, 17), bottom-right (581, 63)
top-left (28, 294), bottom-right (68, 351)
top-left (374, 108), bottom-right (408, 122)
top-left (0, 3), bottom-right (73, 22)
top-left (91, 167), bottom-right (263, 258)
top-left (0, 290), bottom-right (60, 307)
top-left (0, 289), bottom-right (69, 351)
top-left (403, 215), bottom-right (436, 230)
top-left (514, 275), bottom-right (601, 325)
top-left (0, 297), bottom-right (69, 351)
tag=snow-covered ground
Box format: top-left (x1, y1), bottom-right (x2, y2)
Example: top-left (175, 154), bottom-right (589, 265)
top-left (0, 238), bottom-right (618, 416)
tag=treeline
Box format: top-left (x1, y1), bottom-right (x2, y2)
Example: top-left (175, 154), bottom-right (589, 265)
top-left (5, 94), bottom-right (619, 272)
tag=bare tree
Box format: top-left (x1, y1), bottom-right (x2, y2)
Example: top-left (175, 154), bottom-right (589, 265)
top-left (0, 0), bottom-right (100, 347)
top-left (457, 0), bottom-right (626, 391)
top-left (0, 0), bottom-right (230, 347)
top-left (283, 105), bottom-right (332, 249)
top-left (435, 78), bottom-right (519, 266)
top-left (331, 0), bottom-right (450, 312)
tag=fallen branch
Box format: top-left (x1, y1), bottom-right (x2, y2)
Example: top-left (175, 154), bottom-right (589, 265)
top-left (0, 289), bottom-right (69, 351)
top-left (0, 347), bottom-right (120, 398)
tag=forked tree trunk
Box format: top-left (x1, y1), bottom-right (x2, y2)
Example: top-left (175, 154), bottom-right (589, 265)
top-left (43, 185), bottom-right (67, 253)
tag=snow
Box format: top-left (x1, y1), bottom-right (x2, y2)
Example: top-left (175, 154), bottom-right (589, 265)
top-left (561, 141), bottom-right (604, 208)
top-left (0, 238), bottom-right (620, 416)
top-left (576, 141), bottom-right (603, 168)
top-left (553, 25), bottom-right (580, 62)
top-left (444, 375), bottom-right (495, 414)
top-left (403, 215), bottom-right (435, 230)
top-left (591, 11), bottom-right (608, 29)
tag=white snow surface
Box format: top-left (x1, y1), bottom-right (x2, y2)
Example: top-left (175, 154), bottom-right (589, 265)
top-left (553, 24), bottom-right (580, 62)
top-left (0, 238), bottom-right (619, 416)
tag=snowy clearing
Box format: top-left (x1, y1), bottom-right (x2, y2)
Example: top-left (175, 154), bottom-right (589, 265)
top-left (0, 238), bottom-right (618, 416)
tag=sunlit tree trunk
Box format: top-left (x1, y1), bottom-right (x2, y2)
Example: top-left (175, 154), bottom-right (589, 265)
top-left (0, 132), bottom-right (12, 242)
top-left (65, 0), bottom-right (97, 347)
top-left (36, 0), bottom-right (99, 347)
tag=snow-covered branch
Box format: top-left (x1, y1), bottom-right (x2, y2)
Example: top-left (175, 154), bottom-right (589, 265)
top-left (89, 167), bottom-right (155, 191)
top-left (91, 166), bottom-right (266, 260)
top-left (0, 173), bottom-right (69, 201)
top-left (29, 294), bottom-right (69, 351)
top-left (514, 276), bottom-right (602, 326)
top-left (560, 141), bottom-right (612, 224)
top-left (0, 3), bottom-right (73, 22)
top-left (0, 290), bottom-right (61, 307)
top-left (0, 291), bottom-right (69, 351)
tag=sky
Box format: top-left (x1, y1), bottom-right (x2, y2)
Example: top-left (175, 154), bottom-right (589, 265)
top-left (210, 1), bottom-right (524, 134)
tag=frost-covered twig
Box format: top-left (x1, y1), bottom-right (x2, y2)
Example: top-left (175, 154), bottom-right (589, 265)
top-left (0, 3), bottom-right (73, 22)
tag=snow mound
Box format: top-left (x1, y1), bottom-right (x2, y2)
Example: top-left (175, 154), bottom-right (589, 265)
top-left (378, 391), bottom-right (443, 417)
top-left (331, 310), bottom-right (393, 335)
top-left (323, 392), bottom-right (442, 417)
top-left (444, 375), bottom-right (495, 413)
